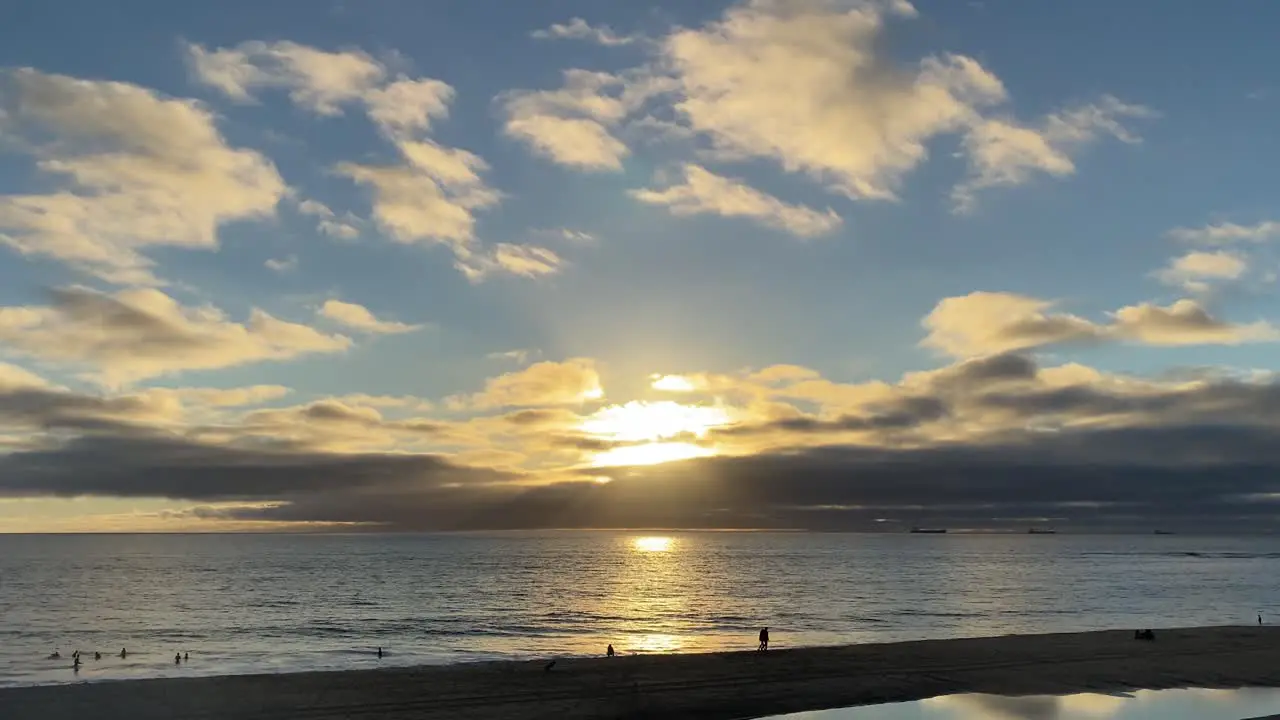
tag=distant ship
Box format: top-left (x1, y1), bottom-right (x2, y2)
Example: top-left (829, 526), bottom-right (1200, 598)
top-left (910, 527), bottom-right (947, 534)
top-left (1027, 528), bottom-right (1057, 534)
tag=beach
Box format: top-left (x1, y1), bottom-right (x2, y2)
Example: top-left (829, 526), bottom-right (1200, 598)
top-left (2, 626), bottom-right (1279, 719)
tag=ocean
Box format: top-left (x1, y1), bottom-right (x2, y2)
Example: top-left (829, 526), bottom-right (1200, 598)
top-left (1, 531), bottom-right (1277, 688)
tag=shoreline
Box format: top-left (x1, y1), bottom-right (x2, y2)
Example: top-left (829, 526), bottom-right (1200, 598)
top-left (3, 626), bottom-right (1280, 719)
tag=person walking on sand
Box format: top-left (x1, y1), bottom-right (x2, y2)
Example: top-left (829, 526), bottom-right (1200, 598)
top-left (758, 627), bottom-right (769, 652)
top-left (1260, 614), bottom-right (1264, 625)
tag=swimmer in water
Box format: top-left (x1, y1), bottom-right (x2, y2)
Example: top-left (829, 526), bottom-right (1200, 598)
top-left (175, 653), bottom-right (181, 665)
top-left (94, 651), bottom-right (101, 661)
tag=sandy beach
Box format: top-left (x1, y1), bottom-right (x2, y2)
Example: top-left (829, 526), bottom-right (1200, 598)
top-left (2, 626), bottom-right (1279, 720)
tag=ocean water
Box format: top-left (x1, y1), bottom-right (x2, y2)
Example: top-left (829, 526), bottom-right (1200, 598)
top-left (766, 688), bottom-right (1280, 720)
top-left (1, 531), bottom-right (1278, 688)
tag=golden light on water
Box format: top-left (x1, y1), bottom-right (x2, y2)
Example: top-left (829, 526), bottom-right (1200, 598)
top-left (632, 535), bottom-right (674, 552)
top-left (581, 400), bottom-right (731, 467)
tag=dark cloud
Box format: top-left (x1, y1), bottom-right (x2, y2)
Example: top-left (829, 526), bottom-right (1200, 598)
top-left (2, 422), bottom-right (1279, 532)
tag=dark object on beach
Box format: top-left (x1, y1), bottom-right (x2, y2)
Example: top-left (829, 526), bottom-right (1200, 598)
top-left (1134, 629), bottom-right (1155, 641)
top-left (94, 652), bottom-right (101, 661)
top-left (377, 647), bottom-right (383, 659)
top-left (606, 644), bottom-right (615, 657)
top-left (758, 627), bottom-right (770, 652)
top-left (544, 660), bottom-right (556, 672)
top-left (119, 648), bottom-right (127, 659)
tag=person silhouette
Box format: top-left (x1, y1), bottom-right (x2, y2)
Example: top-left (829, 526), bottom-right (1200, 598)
top-left (175, 653), bottom-right (181, 665)
top-left (758, 627), bottom-right (769, 652)
top-left (73, 655), bottom-right (81, 672)
top-left (184, 652), bottom-right (189, 661)
top-left (1260, 614), bottom-right (1264, 625)
top-left (377, 647), bottom-right (383, 659)
top-left (606, 644), bottom-right (615, 657)
top-left (94, 652), bottom-right (101, 661)
top-left (119, 648), bottom-right (127, 659)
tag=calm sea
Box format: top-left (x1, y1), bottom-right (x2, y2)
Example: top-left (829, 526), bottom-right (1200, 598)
top-left (1, 532), bottom-right (1278, 687)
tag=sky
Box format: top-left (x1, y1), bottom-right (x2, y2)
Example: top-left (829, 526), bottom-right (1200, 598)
top-left (1, 0), bottom-right (1279, 533)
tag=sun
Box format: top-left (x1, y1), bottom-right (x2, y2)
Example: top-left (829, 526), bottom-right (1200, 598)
top-left (580, 400), bottom-right (732, 467)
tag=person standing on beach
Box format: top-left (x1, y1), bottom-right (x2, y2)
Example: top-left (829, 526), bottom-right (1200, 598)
top-left (758, 627), bottom-right (769, 652)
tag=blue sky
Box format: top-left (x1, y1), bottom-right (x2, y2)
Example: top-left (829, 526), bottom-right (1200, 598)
top-left (1, 1), bottom-right (1279, 532)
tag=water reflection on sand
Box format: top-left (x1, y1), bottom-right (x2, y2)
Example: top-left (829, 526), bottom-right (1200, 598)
top-left (767, 687), bottom-right (1280, 720)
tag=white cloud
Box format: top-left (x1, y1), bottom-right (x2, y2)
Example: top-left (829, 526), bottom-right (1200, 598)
top-left (1110, 300), bottom-right (1278, 346)
top-left (0, 68), bottom-right (286, 285)
top-left (531, 18), bottom-right (639, 46)
top-left (318, 299), bottom-right (420, 334)
top-left (1154, 250), bottom-right (1247, 292)
top-left (658, 1), bottom-right (1007, 200)
top-left (487, 349), bottom-right (538, 364)
top-left (185, 40), bottom-right (385, 115)
top-left (297, 199), bottom-right (360, 240)
top-left (0, 287), bottom-right (351, 386)
top-left (451, 358), bottom-right (604, 409)
top-left (338, 139), bottom-right (499, 253)
top-left (456, 244), bottom-right (564, 282)
top-left (953, 96), bottom-right (1155, 211)
top-left (187, 41), bottom-right (454, 136)
top-left (630, 164), bottom-right (841, 237)
top-left (1168, 220), bottom-right (1280, 245)
top-left (264, 255), bottom-right (298, 273)
top-left (922, 291), bottom-right (1277, 358)
top-left (363, 77), bottom-right (454, 134)
top-left (500, 70), bottom-right (640, 171)
top-left (534, 228), bottom-right (598, 244)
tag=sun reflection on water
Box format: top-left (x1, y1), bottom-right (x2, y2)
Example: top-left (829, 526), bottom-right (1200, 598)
top-left (632, 536), bottom-right (675, 553)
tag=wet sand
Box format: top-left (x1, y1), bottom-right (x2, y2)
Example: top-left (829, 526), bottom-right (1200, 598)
top-left (3, 626), bottom-right (1279, 720)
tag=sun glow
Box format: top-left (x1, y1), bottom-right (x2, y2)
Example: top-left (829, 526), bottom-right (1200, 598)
top-left (632, 536), bottom-right (674, 552)
top-left (580, 400), bottom-right (732, 467)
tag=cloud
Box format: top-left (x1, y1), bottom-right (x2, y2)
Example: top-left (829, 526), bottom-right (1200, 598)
top-left (952, 96), bottom-right (1154, 211)
top-left (451, 358), bottom-right (604, 409)
top-left (487, 349), bottom-right (539, 365)
top-left (1168, 220), bottom-right (1280, 245)
top-left (362, 77), bottom-right (454, 134)
top-left (534, 228), bottom-right (598, 245)
top-left (0, 68), bottom-right (286, 284)
top-left (531, 18), bottom-right (639, 46)
top-left (1154, 250), bottom-right (1247, 292)
top-left (502, 1), bottom-right (1144, 207)
top-left (500, 70), bottom-right (639, 171)
top-left (922, 291), bottom-right (1277, 358)
top-left (630, 164), bottom-right (842, 237)
top-left (185, 40), bottom-right (385, 114)
top-left (0, 287), bottom-right (350, 386)
top-left (338, 139), bottom-right (499, 254)
top-left (657, 0), bottom-right (1006, 200)
top-left (297, 199), bottom-right (361, 240)
top-left (5, 349), bottom-right (1280, 531)
top-left (265, 255), bottom-right (298, 273)
top-left (922, 292), bottom-right (1103, 357)
top-left (455, 243), bottom-right (565, 282)
top-left (318, 299), bottom-right (420, 334)
top-left (1110, 300), bottom-right (1278, 346)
